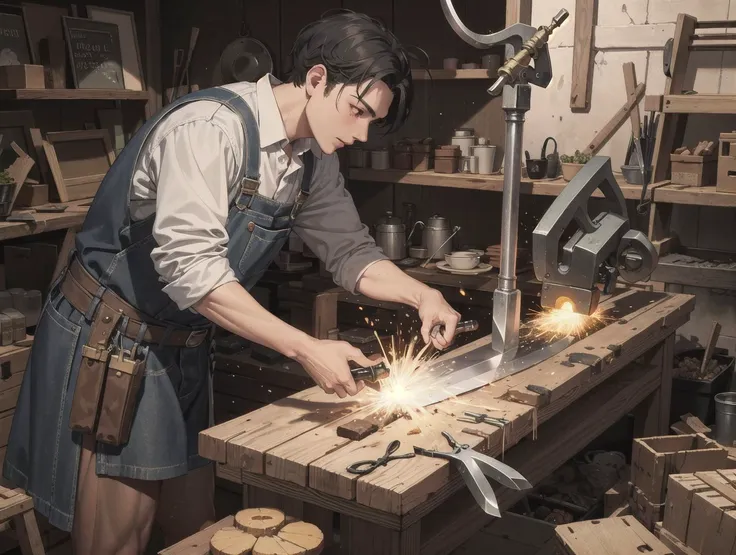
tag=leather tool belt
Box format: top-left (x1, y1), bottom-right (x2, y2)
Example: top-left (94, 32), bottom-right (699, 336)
top-left (62, 257), bottom-right (212, 445)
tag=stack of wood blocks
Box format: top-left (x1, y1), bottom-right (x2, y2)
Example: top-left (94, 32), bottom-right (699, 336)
top-left (629, 434), bottom-right (728, 531)
top-left (556, 515), bottom-right (673, 554)
top-left (670, 142), bottom-right (718, 187)
top-left (658, 470), bottom-right (736, 555)
top-left (159, 508), bottom-right (323, 555)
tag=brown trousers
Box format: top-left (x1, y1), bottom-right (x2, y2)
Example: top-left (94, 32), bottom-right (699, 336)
top-left (72, 435), bottom-right (216, 555)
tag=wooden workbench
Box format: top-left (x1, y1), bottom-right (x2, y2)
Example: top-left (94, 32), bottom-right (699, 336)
top-left (199, 290), bottom-right (695, 555)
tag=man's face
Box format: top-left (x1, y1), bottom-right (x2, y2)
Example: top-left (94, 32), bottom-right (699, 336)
top-left (305, 66), bottom-right (394, 155)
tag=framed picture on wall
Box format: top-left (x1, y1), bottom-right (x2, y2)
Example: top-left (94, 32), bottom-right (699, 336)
top-left (86, 6), bottom-right (144, 91)
top-left (62, 16), bottom-right (124, 89)
top-left (0, 12), bottom-right (31, 66)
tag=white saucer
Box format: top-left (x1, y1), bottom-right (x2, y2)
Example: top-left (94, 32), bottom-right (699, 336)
top-left (436, 261), bottom-right (494, 275)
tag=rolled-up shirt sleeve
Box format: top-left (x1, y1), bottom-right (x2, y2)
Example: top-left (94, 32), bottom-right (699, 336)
top-left (150, 118), bottom-right (239, 309)
top-left (293, 154), bottom-right (388, 293)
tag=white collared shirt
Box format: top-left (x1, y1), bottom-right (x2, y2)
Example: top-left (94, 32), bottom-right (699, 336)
top-left (129, 74), bottom-right (386, 310)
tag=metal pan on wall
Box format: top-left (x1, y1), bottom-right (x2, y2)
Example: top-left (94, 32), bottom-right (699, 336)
top-left (219, 36), bottom-right (273, 84)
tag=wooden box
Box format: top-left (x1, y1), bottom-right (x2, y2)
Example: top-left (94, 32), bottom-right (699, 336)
top-left (555, 515), bottom-right (672, 554)
top-left (629, 483), bottom-right (665, 531)
top-left (631, 434), bottom-right (728, 504)
top-left (0, 64), bottom-right (45, 89)
top-left (670, 153), bottom-right (717, 186)
top-left (662, 470), bottom-right (736, 555)
top-left (717, 132), bottom-right (736, 194)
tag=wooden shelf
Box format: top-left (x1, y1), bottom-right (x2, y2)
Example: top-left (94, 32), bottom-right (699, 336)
top-left (663, 94), bottom-right (736, 114)
top-left (348, 168), bottom-right (649, 200)
top-left (411, 69), bottom-right (495, 80)
top-left (0, 88), bottom-right (150, 101)
top-left (650, 251), bottom-right (736, 290)
top-left (0, 199), bottom-right (90, 241)
top-left (652, 183), bottom-right (736, 207)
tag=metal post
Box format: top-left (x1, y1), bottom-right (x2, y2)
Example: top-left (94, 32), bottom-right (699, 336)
top-left (492, 83), bottom-right (531, 354)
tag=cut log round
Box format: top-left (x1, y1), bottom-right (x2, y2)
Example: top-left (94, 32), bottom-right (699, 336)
top-left (234, 508), bottom-right (286, 537)
top-left (209, 526), bottom-right (257, 555)
top-left (253, 536), bottom-right (304, 555)
top-left (277, 522), bottom-right (324, 554)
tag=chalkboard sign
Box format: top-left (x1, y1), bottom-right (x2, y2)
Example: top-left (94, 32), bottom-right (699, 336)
top-left (62, 16), bottom-right (124, 89)
top-left (0, 13), bottom-right (31, 66)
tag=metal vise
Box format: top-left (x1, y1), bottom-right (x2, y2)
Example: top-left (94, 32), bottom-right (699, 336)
top-left (532, 157), bottom-right (659, 315)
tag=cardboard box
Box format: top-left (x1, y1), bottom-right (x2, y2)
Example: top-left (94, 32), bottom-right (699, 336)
top-left (670, 153), bottom-right (717, 186)
top-left (0, 64), bottom-right (45, 89)
top-left (629, 483), bottom-right (666, 531)
top-left (556, 515), bottom-right (672, 554)
top-left (631, 434), bottom-right (728, 504)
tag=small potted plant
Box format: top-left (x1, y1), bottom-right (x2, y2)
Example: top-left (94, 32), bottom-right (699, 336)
top-left (559, 150), bottom-right (592, 181)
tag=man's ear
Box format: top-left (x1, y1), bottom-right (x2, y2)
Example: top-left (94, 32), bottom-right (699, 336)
top-left (305, 65), bottom-right (327, 96)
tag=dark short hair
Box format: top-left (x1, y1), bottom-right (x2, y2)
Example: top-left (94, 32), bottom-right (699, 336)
top-left (285, 10), bottom-right (413, 134)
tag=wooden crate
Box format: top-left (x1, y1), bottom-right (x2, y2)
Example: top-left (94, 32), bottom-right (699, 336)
top-left (555, 515), bottom-right (673, 554)
top-left (662, 470), bottom-right (736, 555)
top-left (670, 153), bottom-right (718, 186)
top-left (629, 483), bottom-right (665, 531)
top-left (631, 434), bottom-right (727, 504)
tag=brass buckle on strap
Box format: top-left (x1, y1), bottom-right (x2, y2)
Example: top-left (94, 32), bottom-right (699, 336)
top-left (82, 344), bottom-right (112, 363)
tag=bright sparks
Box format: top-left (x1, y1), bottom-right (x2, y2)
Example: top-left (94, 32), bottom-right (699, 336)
top-left (525, 303), bottom-right (610, 340)
top-left (361, 333), bottom-right (444, 419)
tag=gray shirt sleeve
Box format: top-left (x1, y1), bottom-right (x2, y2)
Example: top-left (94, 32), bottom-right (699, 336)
top-left (293, 154), bottom-right (388, 293)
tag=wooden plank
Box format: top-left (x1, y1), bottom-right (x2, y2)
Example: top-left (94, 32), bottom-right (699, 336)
top-left (0, 89), bottom-right (149, 100)
top-left (583, 82), bottom-right (646, 155)
top-left (623, 62), bottom-right (642, 135)
top-left (645, 95), bottom-right (664, 112)
top-left (144, 0), bottom-right (162, 118)
top-left (651, 253), bottom-right (736, 289)
top-left (501, 293), bottom-right (694, 407)
top-left (570, 0), bottom-right (595, 111)
top-left (420, 359), bottom-right (662, 555)
top-left (159, 515), bottom-right (234, 555)
top-left (556, 516), bottom-right (673, 554)
top-left (347, 169), bottom-right (649, 200)
top-left (657, 527), bottom-right (698, 555)
top-left (221, 388), bottom-right (365, 471)
top-left (651, 15), bottom-right (697, 183)
top-left (0, 493), bottom-right (32, 522)
top-left (505, 0), bottom-right (532, 25)
top-left (663, 94), bottom-right (736, 114)
top-left (653, 184), bottom-right (736, 207)
top-left (0, 203), bottom-right (89, 242)
top-left (13, 510), bottom-right (45, 555)
top-left (659, 334), bottom-right (675, 435)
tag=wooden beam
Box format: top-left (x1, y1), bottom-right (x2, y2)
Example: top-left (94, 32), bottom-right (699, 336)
top-left (570, 0), bottom-right (595, 111)
top-left (623, 62), bottom-right (642, 137)
top-left (505, 0), bottom-right (532, 26)
top-left (583, 82), bottom-right (645, 155)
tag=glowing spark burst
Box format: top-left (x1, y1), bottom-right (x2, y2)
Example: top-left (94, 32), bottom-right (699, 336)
top-left (524, 302), bottom-right (611, 340)
top-left (361, 333), bottom-right (446, 419)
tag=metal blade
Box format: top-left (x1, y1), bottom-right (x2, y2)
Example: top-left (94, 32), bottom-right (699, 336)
top-left (466, 451), bottom-right (533, 491)
top-left (414, 335), bottom-right (574, 407)
top-left (457, 458), bottom-right (501, 517)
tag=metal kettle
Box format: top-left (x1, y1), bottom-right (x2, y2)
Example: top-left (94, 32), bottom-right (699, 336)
top-left (374, 211), bottom-right (407, 260)
top-left (422, 214), bottom-right (460, 260)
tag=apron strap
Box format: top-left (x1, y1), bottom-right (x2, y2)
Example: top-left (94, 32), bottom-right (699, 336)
top-left (290, 150), bottom-right (315, 220)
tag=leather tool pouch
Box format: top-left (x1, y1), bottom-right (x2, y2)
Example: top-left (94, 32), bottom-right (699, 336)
top-left (95, 346), bottom-right (144, 446)
top-left (69, 304), bottom-right (122, 434)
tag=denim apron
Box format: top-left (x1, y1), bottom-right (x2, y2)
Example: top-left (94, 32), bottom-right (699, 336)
top-left (2, 87), bottom-right (314, 532)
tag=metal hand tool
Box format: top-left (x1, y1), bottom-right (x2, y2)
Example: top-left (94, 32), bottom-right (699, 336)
top-left (430, 319), bottom-right (479, 339)
top-left (346, 440), bottom-right (415, 475)
top-left (414, 431), bottom-right (532, 517)
top-left (349, 320), bottom-right (479, 384)
top-left (458, 412), bottom-right (509, 428)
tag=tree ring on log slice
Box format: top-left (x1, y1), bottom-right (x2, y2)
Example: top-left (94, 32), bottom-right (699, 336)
top-left (235, 508), bottom-right (286, 537)
top-left (253, 536), bottom-right (306, 555)
top-left (277, 522), bottom-right (324, 554)
top-left (209, 526), bottom-right (257, 555)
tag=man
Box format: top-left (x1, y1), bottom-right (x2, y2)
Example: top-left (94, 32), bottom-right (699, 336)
top-left (3, 11), bottom-right (460, 555)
